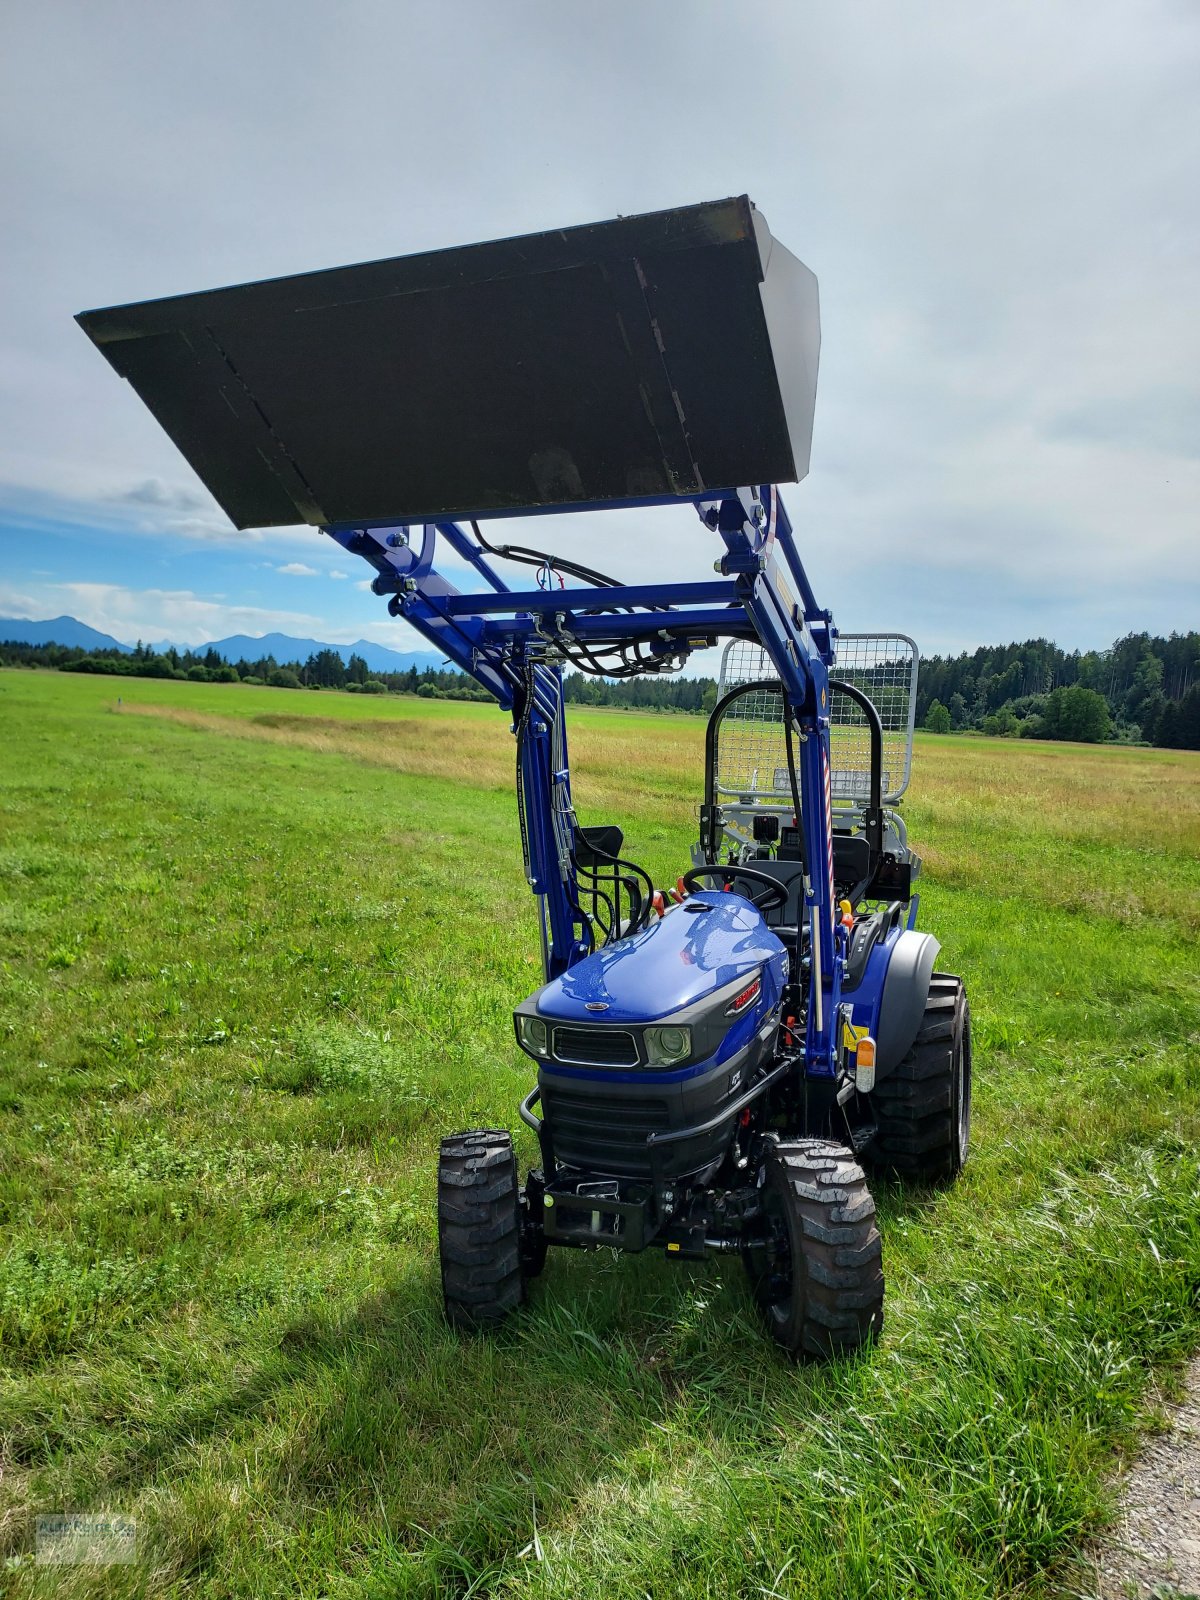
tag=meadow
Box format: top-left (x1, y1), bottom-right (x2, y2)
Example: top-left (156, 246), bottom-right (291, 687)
top-left (0, 667), bottom-right (1197, 1599)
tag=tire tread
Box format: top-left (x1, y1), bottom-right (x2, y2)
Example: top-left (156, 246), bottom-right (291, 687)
top-left (437, 1129), bottom-right (524, 1330)
top-left (750, 1138), bottom-right (885, 1359)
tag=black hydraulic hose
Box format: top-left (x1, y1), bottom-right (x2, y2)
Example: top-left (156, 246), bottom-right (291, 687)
top-left (469, 521), bottom-right (672, 617)
top-left (513, 667), bottom-right (535, 883)
top-left (578, 877), bottom-right (617, 944)
top-left (469, 522), bottom-right (691, 680)
top-left (516, 666), bottom-right (600, 954)
top-left (781, 704), bottom-right (810, 881)
top-left (564, 881), bottom-right (597, 953)
top-left (470, 520), bottom-right (624, 592)
top-left (573, 834), bottom-right (654, 932)
top-left (561, 643), bottom-right (680, 679)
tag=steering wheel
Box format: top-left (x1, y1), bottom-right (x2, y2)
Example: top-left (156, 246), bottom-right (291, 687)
top-left (682, 865), bottom-right (789, 913)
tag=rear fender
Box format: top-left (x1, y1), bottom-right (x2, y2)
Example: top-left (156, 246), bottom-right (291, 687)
top-left (874, 931), bottom-right (941, 1079)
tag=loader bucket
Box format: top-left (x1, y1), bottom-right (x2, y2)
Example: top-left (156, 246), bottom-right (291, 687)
top-left (77, 196), bottom-right (819, 531)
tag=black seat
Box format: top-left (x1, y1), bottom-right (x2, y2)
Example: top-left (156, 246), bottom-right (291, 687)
top-left (750, 835), bottom-right (875, 926)
top-left (576, 825), bottom-right (624, 867)
top-left (832, 833), bottom-right (873, 903)
top-left (743, 859), bottom-right (808, 927)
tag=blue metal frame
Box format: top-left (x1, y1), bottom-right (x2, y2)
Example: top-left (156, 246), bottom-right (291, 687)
top-left (324, 484), bottom-right (844, 1075)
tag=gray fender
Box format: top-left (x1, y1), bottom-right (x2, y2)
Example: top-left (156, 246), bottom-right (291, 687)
top-left (874, 931), bottom-right (941, 1078)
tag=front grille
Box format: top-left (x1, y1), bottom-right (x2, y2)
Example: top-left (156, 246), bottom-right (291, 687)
top-left (552, 1025), bottom-right (639, 1067)
top-left (542, 1087), bottom-right (668, 1175)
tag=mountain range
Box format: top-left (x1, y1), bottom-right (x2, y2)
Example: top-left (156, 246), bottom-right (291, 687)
top-left (0, 616), bottom-right (445, 675)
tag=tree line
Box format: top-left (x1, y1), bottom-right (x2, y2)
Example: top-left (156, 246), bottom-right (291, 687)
top-left (0, 639), bottom-right (714, 711)
top-left (562, 672), bottom-right (718, 714)
top-left (3, 628), bottom-right (1198, 748)
top-left (0, 640), bottom-right (494, 701)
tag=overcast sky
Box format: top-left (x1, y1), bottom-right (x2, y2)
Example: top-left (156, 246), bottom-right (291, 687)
top-left (1, 0), bottom-right (1197, 664)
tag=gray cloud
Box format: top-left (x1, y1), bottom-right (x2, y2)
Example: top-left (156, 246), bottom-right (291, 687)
top-left (1047, 392), bottom-right (1200, 459)
top-left (113, 478), bottom-right (211, 512)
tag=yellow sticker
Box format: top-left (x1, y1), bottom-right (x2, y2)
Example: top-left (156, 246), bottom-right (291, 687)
top-left (842, 1020), bottom-right (870, 1053)
top-left (666, 1242), bottom-right (681, 1253)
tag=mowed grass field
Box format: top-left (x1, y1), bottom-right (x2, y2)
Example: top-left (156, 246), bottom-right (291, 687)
top-left (1, 668), bottom-right (1197, 1600)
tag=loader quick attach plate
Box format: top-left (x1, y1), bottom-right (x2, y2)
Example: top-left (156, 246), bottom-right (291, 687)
top-left (76, 196), bottom-right (819, 531)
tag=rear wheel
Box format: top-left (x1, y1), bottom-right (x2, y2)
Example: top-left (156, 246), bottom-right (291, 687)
top-left (870, 972), bottom-right (971, 1181)
top-left (742, 1138), bottom-right (884, 1359)
top-left (438, 1129), bottom-right (525, 1330)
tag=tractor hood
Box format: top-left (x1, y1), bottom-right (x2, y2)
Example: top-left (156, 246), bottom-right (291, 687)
top-left (533, 893), bottom-right (787, 1025)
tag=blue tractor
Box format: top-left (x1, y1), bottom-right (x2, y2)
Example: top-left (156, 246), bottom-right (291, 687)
top-left (78, 196), bottom-right (971, 1357)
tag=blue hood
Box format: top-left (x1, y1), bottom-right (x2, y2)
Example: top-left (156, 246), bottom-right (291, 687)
top-left (534, 892), bottom-right (787, 1024)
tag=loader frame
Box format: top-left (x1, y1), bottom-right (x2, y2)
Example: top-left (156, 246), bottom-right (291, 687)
top-left (324, 482), bottom-right (849, 1079)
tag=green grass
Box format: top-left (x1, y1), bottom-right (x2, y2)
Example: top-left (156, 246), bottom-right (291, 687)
top-left (0, 668), bottom-right (1197, 1599)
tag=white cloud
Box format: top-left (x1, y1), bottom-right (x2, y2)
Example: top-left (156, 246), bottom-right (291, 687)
top-left (166, 513), bottom-right (262, 544)
top-left (0, 582), bottom-right (42, 618)
top-left (41, 582), bottom-right (326, 646)
top-left (329, 569), bottom-right (349, 579)
top-left (320, 617), bottom-right (434, 653)
top-left (0, 481), bottom-right (298, 548)
top-left (1, 576), bottom-right (434, 654)
top-left (276, 562), bottom-right (318, 577)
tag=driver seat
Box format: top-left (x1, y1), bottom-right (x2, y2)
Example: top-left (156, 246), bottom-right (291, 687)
top-left (743, 859), bottom-right (807, 930)
top-left (741, 836), bottom-right (875, 929)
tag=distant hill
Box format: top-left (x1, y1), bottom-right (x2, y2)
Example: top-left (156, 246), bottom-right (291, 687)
top-left (0, 618), bottom-right (443, 675)
top-left (201, 633), bottom-right (443, 675)
top-left (0, 615), bottom-right (133, 653)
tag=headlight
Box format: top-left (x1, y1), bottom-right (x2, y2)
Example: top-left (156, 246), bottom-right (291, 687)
top-left (516, 1015), bottom-right (549, 1056)
top-left (644, 1024), bottom-right (692, 1066)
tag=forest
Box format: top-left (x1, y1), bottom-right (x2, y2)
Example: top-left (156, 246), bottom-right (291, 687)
top-left (913, 630), bottom-right (1199, 747)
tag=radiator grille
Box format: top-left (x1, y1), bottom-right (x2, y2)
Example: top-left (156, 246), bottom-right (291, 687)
top-left (551, 1026), bottom-right (639, 1067)
top-left (542, 1087), bottom-right (668, 1175)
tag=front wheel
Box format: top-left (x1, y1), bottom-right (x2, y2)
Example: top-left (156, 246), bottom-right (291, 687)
top-left (741, 1138), bottom-right (884, 1359)
top-left (438, 1129), bottom-right (526, 1330)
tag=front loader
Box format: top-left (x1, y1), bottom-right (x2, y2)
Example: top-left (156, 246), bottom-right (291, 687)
top-left (78, 195), bottom-right (972, 1358)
